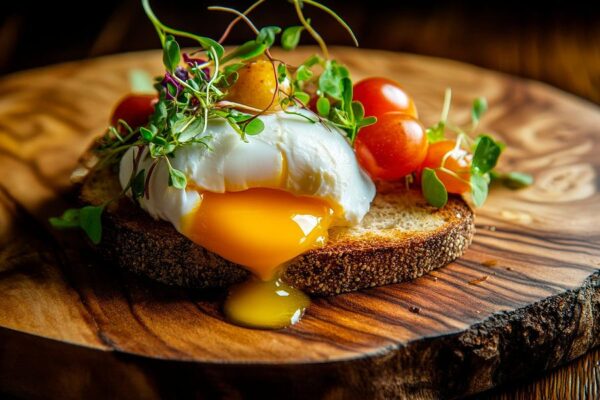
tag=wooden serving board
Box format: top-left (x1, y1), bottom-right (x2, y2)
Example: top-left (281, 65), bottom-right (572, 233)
top-left (0, 48), bottom-right (599, 399)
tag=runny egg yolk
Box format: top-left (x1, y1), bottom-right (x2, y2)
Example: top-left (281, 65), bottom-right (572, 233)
top-left (181, 188), bottom-right (334, 329)
top-left (182, 188), bottom-right (334, 281)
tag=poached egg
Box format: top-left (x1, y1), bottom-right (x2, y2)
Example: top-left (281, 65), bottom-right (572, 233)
top-left (119, 108), bottom-right (375, 282)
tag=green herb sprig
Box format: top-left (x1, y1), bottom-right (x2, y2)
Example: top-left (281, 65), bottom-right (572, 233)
top-left (50, 0), bottom-right (370, 244)
top-left (421, 89), bottom-right (533, 208)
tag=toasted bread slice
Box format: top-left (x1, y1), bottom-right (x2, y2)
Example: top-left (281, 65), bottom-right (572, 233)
top-left (81, 166), bottom-right (474, 296)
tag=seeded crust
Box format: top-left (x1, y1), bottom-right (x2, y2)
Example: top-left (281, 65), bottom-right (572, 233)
top-left (81, 167), bottom-right (474, 296)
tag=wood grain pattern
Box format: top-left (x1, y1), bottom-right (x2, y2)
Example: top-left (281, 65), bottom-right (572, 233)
top-left (0, 47), bottom-right (599, 399)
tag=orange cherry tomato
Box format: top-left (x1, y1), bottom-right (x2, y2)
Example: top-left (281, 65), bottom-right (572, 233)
top-left (420, 140), bottom-right (472, 194)
top-left (225, 59), bottom-right (280, 111)
top-left (111, 94), bottom-right (157, 128)
top-left (353, 77), bottom-right (418, 119)
top-left (354, 112), bottom-right (428, 180)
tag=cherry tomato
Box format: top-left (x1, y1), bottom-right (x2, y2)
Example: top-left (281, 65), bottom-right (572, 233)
top-left (226, 59), bottom-right (280, 111)
top-left (419, 140), bottom-right (472, 194)
top-left (353, 77), bottom-right (418, 119)
top-left (111, 94), bottom-right (157, 128)
top-left (354, 112), bottom-right (428, 180)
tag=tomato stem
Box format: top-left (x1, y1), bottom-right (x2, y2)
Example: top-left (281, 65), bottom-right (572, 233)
top-left (440, 88), bottom-right (452, 123)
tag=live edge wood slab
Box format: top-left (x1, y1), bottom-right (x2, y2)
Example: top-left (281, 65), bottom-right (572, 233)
top-left (0, 48), bottom-right (599, 400)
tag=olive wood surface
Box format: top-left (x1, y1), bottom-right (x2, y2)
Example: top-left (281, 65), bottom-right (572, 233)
top-left (0, 48), bottom-right (599, 399)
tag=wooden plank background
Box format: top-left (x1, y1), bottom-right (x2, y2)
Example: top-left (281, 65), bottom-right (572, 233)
top-left (0, 0), bottom-right (598, 103)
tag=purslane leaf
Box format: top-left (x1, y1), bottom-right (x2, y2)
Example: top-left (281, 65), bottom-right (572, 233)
top-left (351, 101), bottom-right (364, 120)
top-left (316, 97), bottom-right (330, 117)
top-left (295, 65), bottom-right (313, 82)
top-left (281, 26), bottom-right (304, 50)
top-left (79, 205), bottom-right (104, 245)
top-left (357, 116), bottom-right (376, 128)
top-left (471, 135), bottom-right (501, 174)
top-left (222, 40), bottom-right (267, 62)
top-left (243, 118), bottom-right (265, 135)
top-left (277, 63), bottom-right (287, 83)
top-left (49, 208), bottom-right (81, 229)
top-left (471, 97), bottom-right (488, 124)
top-left (294, 91), bottom-right (311, 105)
top-left (470, 173), bottom-right (489, 207)
top-left (491, 171), bottom-right (534, 189)
top-left (318, 60), bottom-right (349, 100)
top-left (257, 26), bottom-right (281, 47)
top-left (422, 168), bottom-right (448, 208)
top-left (163, 35), bottom-right (181, 72)
top-left (50, 206), bottom-right (104, 244)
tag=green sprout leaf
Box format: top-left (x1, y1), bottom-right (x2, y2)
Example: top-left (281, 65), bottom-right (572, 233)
top-left (243, 118), bottom-right (265, 135)
top-left (163, 35), bottom-right (181, 72)
top-left (150, 135), bottom-right (168, 146)
top-left (224, 63), bottom-right (245, 75)
top-left (318, 60), bottom-right (349, 100)
top-left (351, 101), bottom-right (364, 120)
top-left (195, 37), bottom-right (224, 60)
top-left (257, 26), bottom-right (282, 47)
top-left (426, 122), bottom-right (446, 143)
top-left (341, 77), bottom-right (353, 114)
top-left (295, 65), bottom-right (313, 82)
top-left (471, 97), bottom-right (488, 125)
top-left (302, 54), bottom-right (322, 68)
top-left (422, 168), bottom-right (448, 208)
top-left (294, 91), bottom-right (311, 105)
top-left (471, 135), bottom-right (501, 174)
top-left (281, 25), bottom-right (304, 50)
top-left (168, 167), bottom-right (187, 189)
top-left (49, 208), bottom-right (81, 229)
top-left (79, 206), bottom-right (104, 245)
top-left (316, 97), bottom-right (330, 117)
top-left (140, 127), bottom-right (154, 142)
top-left (277, 63), bottom-right (288, 83)
top-left (492, 171), bottom-right (534, 189)
top-left (470, 173), bottom-right (489, 207)
top-left (50, 205), bottom-right (104, 244)
top-left (222, 40), bottom-right (267, 62)
top-left (357, 116), bottom-right (377, 128)
top-left (177, 117), bottom-right (205, 142)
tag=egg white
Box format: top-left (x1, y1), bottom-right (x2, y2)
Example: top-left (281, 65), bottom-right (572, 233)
top-left (119, 108), bottom-right (376, 231)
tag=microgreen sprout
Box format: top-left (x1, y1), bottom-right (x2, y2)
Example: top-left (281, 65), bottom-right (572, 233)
top-left (50, 0), bottom-right (372, 244)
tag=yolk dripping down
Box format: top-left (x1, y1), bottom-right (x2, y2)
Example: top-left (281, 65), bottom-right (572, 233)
top-left (181, 188), bottom-right (334, 329)
top-left (182, 188), bottom-right (334, 281)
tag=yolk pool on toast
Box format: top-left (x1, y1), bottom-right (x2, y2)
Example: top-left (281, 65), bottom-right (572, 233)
top-left (181, 188), bottom-right (334, 281)
top-left (181, 188), bottom-right (334, 328)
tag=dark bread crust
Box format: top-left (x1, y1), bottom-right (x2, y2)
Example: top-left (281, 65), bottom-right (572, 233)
top-left (81, 167), bottom-right (474, 296)
top-left (285, 205), bottom-right (474, 295)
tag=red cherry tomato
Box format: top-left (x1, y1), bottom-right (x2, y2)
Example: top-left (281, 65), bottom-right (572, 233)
top-left (419, 140), bottom-right (472, 194)
top-left (111, 94), bottom-right (157, 128)
top-left (354, 112), bottom-right (428, 180)
top-left (353, 77), bottom-right (418, 119)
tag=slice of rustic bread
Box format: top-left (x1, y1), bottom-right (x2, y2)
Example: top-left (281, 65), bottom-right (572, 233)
top-left (81, 166), bottom-right (474, 296)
